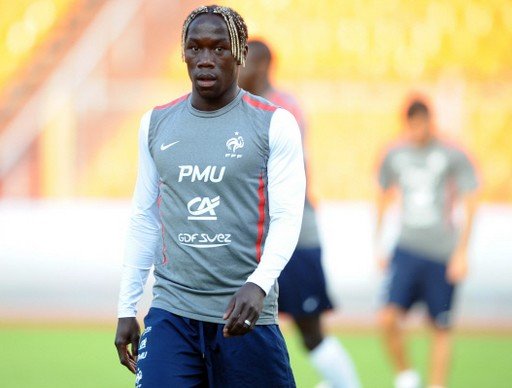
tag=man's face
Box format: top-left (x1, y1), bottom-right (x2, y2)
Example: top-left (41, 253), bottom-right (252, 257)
top-left (184, 14), bottom-right (242, 103)
top-left (406, 113), bottom-right (431, 145)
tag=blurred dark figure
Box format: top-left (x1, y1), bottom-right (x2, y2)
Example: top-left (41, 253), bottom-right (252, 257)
top-left (240, 39), bottom-right (360, 388)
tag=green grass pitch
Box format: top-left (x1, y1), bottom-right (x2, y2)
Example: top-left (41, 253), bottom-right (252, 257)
top-left (1, 326), bottom-right (511, 387)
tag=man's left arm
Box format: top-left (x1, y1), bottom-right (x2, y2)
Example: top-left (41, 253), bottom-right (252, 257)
top-left (223, 108), bottom-right (305, 337)
top-left (447, 191), bottom-right (478, 284)
top-left (447, 150), bottom-right (480, 284)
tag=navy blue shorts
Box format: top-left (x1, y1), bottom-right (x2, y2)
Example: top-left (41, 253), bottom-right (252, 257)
top-left (278, 247), bottom-right (333, 318)
top-left (384, 247), bottom-right (456, 328)
top-left (135, 308), bottom-right (295, 388)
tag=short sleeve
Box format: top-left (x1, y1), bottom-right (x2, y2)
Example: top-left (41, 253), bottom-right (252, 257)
top-left (451, 149), bottom-right (478, 194)
top-left (378, 151), bottom-right (395, 190)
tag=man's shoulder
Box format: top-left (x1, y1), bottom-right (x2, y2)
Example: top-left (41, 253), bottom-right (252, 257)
top-left (152, 94), bottom-right (190, 114)
top-left (241, 91), bottom-right (278, 113)
top-left (434, 138), bottom-right (473, 162)
top-left (382, 139), bottom-right (410, 158)
top-left (145, 94), bottom-right (189, 144)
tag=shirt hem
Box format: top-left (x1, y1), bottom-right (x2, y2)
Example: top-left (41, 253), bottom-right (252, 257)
top-left (151, 301), bottom-right (278, 325)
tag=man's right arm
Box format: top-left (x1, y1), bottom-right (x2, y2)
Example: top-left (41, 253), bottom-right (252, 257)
top-left (446, 149), bottom-right (480, 284)
top-left (374, 151), bottom-right (396, 271)
top-left (374, 187), bottom-right (395, 271)
top-left (115, 110), bottom-right (160, 373)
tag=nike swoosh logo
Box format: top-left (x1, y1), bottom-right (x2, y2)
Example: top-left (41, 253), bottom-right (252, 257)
top-left (160, 141), bottom-right (180, 151)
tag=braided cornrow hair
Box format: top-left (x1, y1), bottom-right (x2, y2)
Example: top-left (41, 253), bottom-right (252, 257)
top-left (181, 5), bottom-right (248, 66)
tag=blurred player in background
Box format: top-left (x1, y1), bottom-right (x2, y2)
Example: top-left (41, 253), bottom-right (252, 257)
top-left (239, 39), bottom-right (360, 388)
top-left (375, 98), bottom-right (479, 388)
top-left (115, 6), bottom-right (305, 387)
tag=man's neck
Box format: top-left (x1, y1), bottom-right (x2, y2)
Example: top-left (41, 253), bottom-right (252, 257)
top-left (191, 86), bottom-right (240, 111)
top-left (412, 136), bottom-right (435, 148)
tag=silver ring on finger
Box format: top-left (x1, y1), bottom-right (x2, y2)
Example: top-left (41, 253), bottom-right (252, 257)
top-left (244, 319), bottom-right (251, 327)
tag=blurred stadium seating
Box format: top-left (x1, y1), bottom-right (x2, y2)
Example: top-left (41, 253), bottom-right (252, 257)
top-left (0, 0), bottom-right (74, 90)
top-left (0, 0), bottom-right (511, 201)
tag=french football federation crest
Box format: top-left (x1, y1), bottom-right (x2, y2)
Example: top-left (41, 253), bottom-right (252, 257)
top-left (225, 132), bottom-right (244, 158)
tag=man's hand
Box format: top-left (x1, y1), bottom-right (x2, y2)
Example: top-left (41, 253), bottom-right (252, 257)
top-left (114, 317), bottom-right (141, 373)
top-left (223, 282), bottom-right (265, 338)
top-left (446, 249), bottom-right (468, 284)
top-left (375, 253), bottom-right (390, 273)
